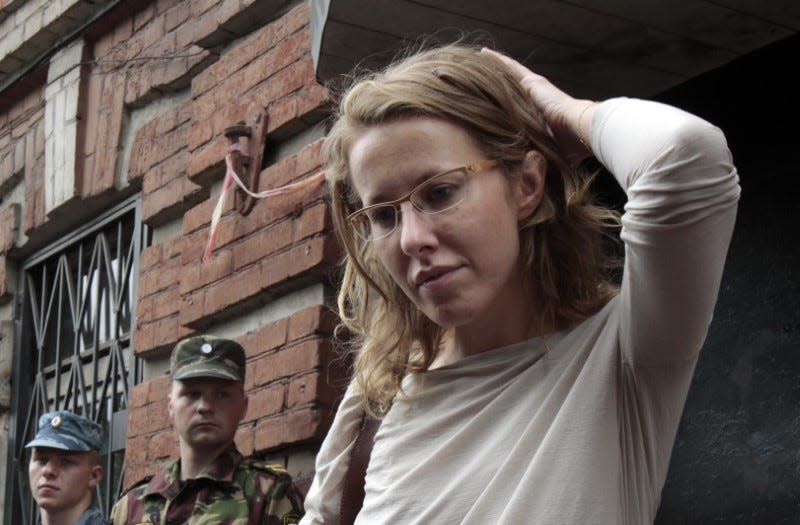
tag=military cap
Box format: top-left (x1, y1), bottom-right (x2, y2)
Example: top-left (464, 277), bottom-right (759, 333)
top-left (25, 411), bottom-right (104, 452)
top-left (170, 335), bottom-right (246, 382)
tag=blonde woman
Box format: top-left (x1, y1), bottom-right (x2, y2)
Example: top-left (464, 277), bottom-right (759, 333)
top-left (301, 43), bottom-right (740, 524)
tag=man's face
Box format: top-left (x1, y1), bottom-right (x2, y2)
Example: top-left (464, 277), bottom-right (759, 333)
top-left (28, 447), bottom-right (101, 513)
top-left (168, 378), bottom-right (248, 451)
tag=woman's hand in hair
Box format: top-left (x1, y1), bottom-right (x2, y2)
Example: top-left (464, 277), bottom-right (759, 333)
top-left (481, 47), bottom-right (595, 166)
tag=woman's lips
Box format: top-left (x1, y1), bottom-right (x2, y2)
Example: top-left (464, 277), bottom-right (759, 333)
top-left (415, 265), bottom-right (462, 290)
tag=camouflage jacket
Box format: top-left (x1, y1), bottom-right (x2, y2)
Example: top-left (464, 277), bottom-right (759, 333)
top-left (109, 447), bottom-right (303, 525)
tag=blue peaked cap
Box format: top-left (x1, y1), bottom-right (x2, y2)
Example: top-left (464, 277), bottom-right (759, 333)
top-left (25, 411), bottom-right (104, 452)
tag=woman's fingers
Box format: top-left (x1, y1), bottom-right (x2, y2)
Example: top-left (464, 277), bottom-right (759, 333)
top-left (480, 47), bottom-right (596, 166)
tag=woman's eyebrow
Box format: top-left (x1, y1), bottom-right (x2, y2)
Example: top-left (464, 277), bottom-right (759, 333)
top-left (362, 167), bottom-right (448, 205)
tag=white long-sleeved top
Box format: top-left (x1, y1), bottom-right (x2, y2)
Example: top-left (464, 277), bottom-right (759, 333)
top-left (300, 98), bottom-right (741, 525)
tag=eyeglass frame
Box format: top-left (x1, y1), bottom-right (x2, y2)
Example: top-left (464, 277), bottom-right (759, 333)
top-left (346, 159), bottom-right (502, 241)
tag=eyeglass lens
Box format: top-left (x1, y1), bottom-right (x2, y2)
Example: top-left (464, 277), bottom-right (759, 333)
top-left (356, 168), bottom-right (469, 240)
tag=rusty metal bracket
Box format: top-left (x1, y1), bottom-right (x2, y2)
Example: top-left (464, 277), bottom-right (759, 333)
top-left (223, 105), bottom-right (269, 216)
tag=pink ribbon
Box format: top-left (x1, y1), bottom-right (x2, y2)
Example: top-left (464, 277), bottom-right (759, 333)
top-left (202, 146), bottom-right (326, 261)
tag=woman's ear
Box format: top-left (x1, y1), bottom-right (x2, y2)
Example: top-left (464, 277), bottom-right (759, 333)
top-left (515, 149), bottom-right (547, 221)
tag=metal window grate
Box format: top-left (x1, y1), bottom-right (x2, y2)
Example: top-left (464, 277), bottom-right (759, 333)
top-left (4, 196), bottom-right (149, 524)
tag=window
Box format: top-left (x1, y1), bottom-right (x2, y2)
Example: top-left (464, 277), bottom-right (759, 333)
top-left (5, 196), bottom-right (148, 524)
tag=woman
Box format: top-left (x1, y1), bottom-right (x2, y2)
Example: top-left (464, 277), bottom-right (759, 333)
top-left (301, 43), bottom-right (740, 524)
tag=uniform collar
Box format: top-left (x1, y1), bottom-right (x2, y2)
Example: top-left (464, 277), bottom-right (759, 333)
top-left (145, 446), bottom-right (243, 500)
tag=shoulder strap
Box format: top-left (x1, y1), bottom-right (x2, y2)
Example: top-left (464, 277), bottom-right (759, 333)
top-left (338, 413), bottom-right (381, 525)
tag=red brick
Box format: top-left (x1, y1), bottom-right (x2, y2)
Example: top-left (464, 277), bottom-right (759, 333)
top-left (253, 407), bottom-right (326, 452)
top-left (148, 375), bottom-right (172, 404)
top-left (186, 138), bottom-right (227, 186)
top-left (192, 217), bottom-right (236, 258)
top-left (292, 202), bottom-right (329, 242)
top-left (149, 122), bottom-right (188, 168)
top-left (182, 196), bottom-right (220, 236)
top-left (260, 236), bottom-right (337, 292)
top-left (295, 83), bottom-right (330, 122)
top-left (255, 58), bottom-right (315, 104)
top-left (141, 398), bottom-right (169, 435)
top-left (125, 435), bottom-right (148, 466)
top-left (175, 19), bottom-right (196, 50)
top-left (129, 382), bottom-right (150, 409)
top-left (267, 95), bottom-right (298, 133)
top-left (192, 7), bottom-right (223, 44)
top-left (133, 4), bottom-right (156, 31)
top-left (287, 306), bottom-right (336, 342)
top-left (139, 244), bottom-right (163, 272)
top-left (240, 318), bottom-right (287, 359)
top-left (201, 262), bottom-right (261, 315)
top-left (123, 464), bottom-right (146, 492)
top-left (178, 248), bottom-right (233, 295)
top-left (296, 139), bottom-right (324, 175)
top-left (0, 257), bottom-right (9, 298)
top-left (188, 118), bottom-right (213, 151)
top-left (231, 220), bottom-right (292, 270)
top-left (246, 384), bottom-right (285, 421)
top-left (153, 315), bottom-right (193, 349)
top-left (143, 167), bottom-right (203, 226)
top-left (148, 429), bottom-right (178, 461)
top-left (287, 371), bottom-right (343, 409)
top-left (191, 0), bottom-right (219, 17)
top-left (138, 287), bottom-right (180, 324)
top-left (165, 2), bottom-right (190, 31)
top-left (234, 425), bottom-right (255, 457)
top-left (81, 73), bottom-right (103, 157)
top-left (178, 290), bottom-right (207, 328)
top-left (0, 203), bottom-right (20, 253)
top-left (254, 339), bottom-right (324, 385)
top-left (136, 315), bottom-right (192, 356)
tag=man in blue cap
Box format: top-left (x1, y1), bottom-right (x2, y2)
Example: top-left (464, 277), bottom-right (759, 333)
top-left (26, 410), bottom-right (108, 525)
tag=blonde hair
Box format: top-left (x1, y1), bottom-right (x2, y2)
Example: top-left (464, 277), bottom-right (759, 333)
top-left (325, 43), bottom-right (620, 414)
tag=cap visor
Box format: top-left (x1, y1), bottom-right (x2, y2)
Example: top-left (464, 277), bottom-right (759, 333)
top-left (25, 437), bottom-right (91, 452)
top-left (172, 367), bottom-right (240, 381)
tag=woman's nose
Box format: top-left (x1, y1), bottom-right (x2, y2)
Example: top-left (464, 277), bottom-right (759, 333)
top-left (398, 202), bottom-right (437, 255)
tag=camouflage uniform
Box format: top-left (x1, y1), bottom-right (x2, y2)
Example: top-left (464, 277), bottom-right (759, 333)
top-left (109, 446), bottom-right (303, 525)
top-left (110, 336), bottom-right (303, 525)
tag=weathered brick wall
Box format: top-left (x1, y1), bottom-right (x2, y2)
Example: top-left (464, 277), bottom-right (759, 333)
top-left (0, 84), bottom-right (42, 290)
top-left (125, 305), bottom-right (343, 488)
top-left (0, 0), bottom-right (345, 505)
top-left (101, 0), bottom-right (340, 493)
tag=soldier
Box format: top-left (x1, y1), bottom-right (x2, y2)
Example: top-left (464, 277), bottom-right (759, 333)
top-left (26, 410), bottom-right (108, 525)
top-left (110, 335), bottom-right (304, 525)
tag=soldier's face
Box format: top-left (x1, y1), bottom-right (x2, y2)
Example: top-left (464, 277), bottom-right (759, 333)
top-left (169, 378), bottom-right (249, 452)
top-left (28, 447), bottom-right (101, 514)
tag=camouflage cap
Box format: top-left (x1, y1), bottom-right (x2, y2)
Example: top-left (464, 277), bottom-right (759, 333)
top-left (25, 411), bottom-right (104, 452)
top-left (170, 335), bottom-right (246, 382)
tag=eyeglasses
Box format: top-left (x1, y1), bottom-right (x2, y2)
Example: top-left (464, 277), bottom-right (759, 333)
top-left (347, 159), bottom-right (501, 241)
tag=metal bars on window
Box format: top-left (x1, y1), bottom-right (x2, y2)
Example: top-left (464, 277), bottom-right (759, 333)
top-left (4, 196), bottom-right (148, 525)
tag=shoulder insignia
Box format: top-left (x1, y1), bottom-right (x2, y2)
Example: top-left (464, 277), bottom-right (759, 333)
top-left (119, 474), bottom-right (154, 497)
top-left (243, 458), bottom-right (290, 476)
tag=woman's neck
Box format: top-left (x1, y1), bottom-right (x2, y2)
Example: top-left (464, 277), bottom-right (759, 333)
top-left (430, 296), bottom-right (552, 369)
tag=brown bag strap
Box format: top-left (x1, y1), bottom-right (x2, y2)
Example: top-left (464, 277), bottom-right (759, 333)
top-left (338, 413), bottom-right (381, 525)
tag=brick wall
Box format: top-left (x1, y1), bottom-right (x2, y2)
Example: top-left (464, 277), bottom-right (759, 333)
top-left (117, 0), bottom-right (340, 492)
top-left (125, 305), bottom-right (344, 489)
top-left (0, 0), bottom-right (345, 507)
